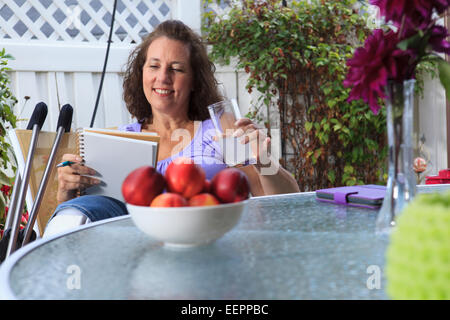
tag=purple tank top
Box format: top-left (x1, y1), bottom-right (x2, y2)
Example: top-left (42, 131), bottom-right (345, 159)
top-left (118, 119), bottom-right (228, 180)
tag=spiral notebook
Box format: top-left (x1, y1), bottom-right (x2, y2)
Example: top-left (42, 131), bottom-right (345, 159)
top-left (8, 128), bottom-right (159, 236)
top-left (77, 128), bottom-right (159, 200)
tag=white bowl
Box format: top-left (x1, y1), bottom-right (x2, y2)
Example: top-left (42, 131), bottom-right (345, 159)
top-left (127, 200), bottom-right (248, 248)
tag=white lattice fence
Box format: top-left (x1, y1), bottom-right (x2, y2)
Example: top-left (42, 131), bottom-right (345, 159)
top-left (0, 0), bottom-right (173, 43)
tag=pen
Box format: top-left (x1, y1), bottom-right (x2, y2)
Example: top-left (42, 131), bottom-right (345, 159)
top-left (56, 161), bottom-right (75, 168)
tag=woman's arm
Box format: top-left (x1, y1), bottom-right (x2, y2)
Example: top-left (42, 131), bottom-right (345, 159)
top-left (231, 117), bottom-right (300, 196)
top-left (240, 163), bottom-right (299, 196)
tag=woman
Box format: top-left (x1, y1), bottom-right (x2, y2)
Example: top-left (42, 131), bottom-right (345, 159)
top-left (46, 20), bottom-right (299, 235)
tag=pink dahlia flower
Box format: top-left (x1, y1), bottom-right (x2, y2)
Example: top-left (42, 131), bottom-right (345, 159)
top-left (370, 0), bottom-right (438, 30)
top-left (433, 0), bottom-right (450, 14)
top-left (344, 29), bottom-right (416, 114)
top-left (429, 25), bottom-right (450, 55)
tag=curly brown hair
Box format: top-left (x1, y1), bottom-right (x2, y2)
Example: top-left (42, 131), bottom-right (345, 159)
top-left (122, 20), bottom-right (222, 123)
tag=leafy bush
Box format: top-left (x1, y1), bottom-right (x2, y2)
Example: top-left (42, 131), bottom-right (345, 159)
top-left (204, 0), bottom-right (388, 191)
top-left (0, 48), bottom-right (18, 236)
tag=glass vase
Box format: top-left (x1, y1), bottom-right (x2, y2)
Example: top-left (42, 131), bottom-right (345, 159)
top-left (376, 79), bottom-right (416, 233)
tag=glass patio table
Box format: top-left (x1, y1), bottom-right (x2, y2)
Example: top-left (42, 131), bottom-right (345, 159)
top-left (0, 185), bottom-right (447, 300)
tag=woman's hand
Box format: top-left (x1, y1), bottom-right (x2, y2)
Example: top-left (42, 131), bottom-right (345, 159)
top-left (56, 154), bottom-right (100, 204)
top-left (233, 118), bottom-right (300, 195)
top-left (233, 118), bottom-right (278, 172)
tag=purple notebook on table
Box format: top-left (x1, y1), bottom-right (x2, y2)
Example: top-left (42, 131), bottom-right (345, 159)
top-left (315, 185), bottom-right (386, 209)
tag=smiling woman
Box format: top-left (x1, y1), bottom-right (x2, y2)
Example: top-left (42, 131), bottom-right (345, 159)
top-left (123, 20), bottom-right (219, 122)
top-left (142, 37), bottom-right (194, 118)
top-left (45, 20), bottom-right (299, 237)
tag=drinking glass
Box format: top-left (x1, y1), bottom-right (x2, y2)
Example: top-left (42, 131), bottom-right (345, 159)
top-left (207, 99), bottom-right (257, 167)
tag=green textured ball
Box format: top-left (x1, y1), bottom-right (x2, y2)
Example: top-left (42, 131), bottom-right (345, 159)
top-left (386, 191), bottom-right (450, 300)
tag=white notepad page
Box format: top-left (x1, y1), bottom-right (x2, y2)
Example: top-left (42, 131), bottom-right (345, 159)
top-left (80, 131), bottom-right (158, 201)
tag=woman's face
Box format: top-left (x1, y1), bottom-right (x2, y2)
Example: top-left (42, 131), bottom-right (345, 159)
top-left (142, 36), bottom-right (193, 117)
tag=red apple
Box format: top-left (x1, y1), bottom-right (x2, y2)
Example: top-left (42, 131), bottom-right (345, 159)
top-left (202, 179), bottom-right (211, 193)
top-left (122, 166), bottom-right (165, 206)
top-left (165, 157), bottom-right (206, 198)
top-left (150, 193), bottom-right (188, 207)
top-left (189, 193), bottom-right (220, 207)
top-left (210, 168), bottom-right (250, 203)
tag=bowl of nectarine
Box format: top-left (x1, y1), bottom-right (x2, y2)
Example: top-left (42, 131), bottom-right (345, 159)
top-left (122, 158), bottom-right (250, 248)
top-left (126, 200), bottom-right (248, 248)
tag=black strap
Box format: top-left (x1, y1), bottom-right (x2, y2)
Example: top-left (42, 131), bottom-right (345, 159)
top-left (90, 0), bottom-right (118, 128)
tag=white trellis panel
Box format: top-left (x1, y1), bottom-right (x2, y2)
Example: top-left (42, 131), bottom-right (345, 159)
top-left (0, 0), bottom-right (173, 43)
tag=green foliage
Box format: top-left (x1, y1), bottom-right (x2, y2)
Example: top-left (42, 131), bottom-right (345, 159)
top-left (395, 14), bottom-right (450, 100)
top-left (415, 59), bottom-right (439, 99)
top-left (204, 0), bottom-right (387, 191)
top-left (438, 59), bottom-right (450, 99)
top-left (0, 48), bottom-right (18, 229)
